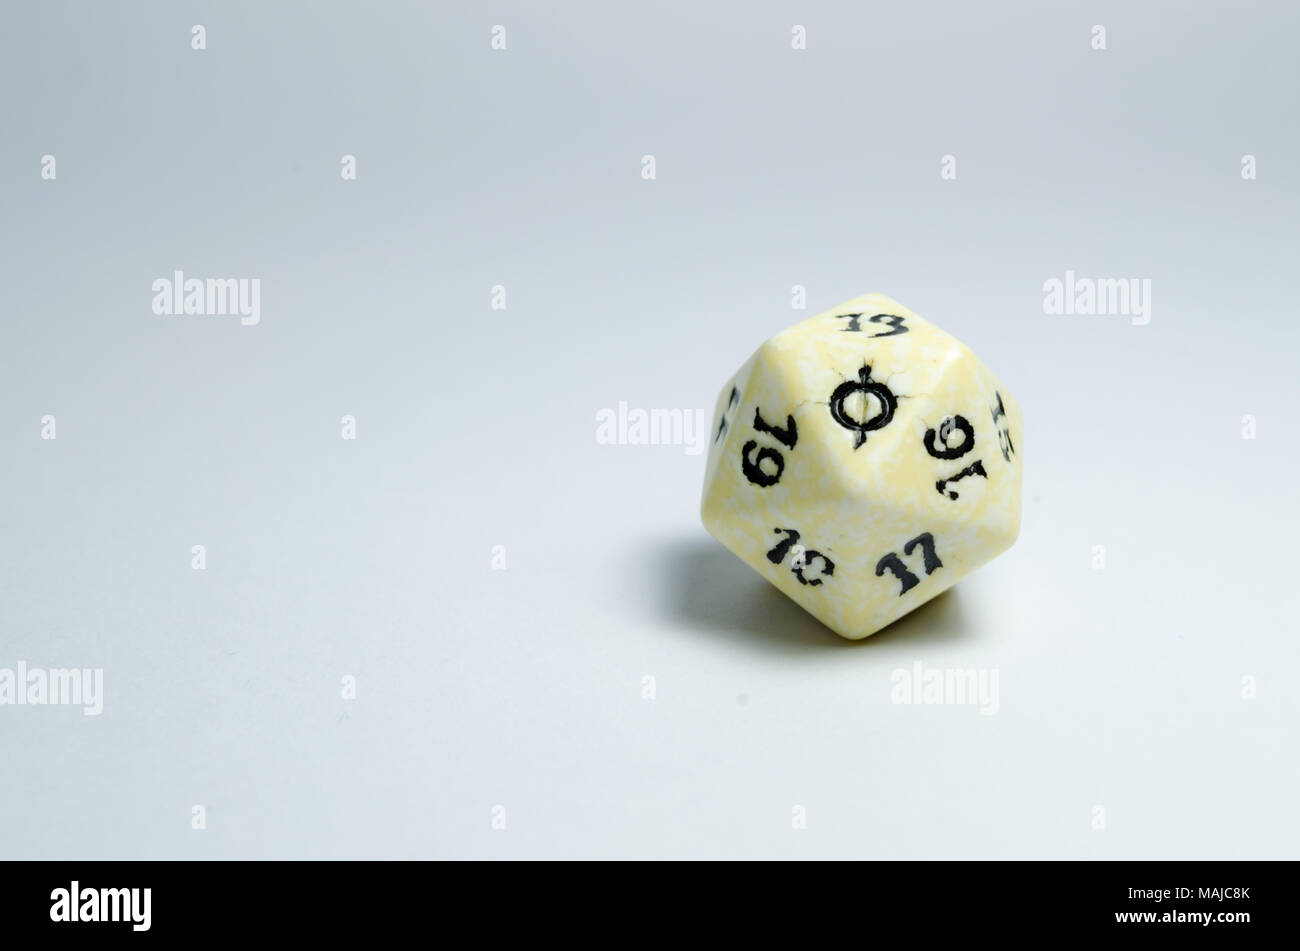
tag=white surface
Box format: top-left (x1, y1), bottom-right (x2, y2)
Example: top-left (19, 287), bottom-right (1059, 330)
top-left (1, 1), bottom-right (1296, 858)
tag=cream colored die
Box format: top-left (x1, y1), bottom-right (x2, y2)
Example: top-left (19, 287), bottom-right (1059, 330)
top-left (701, 293), bottom-right (1023, 640)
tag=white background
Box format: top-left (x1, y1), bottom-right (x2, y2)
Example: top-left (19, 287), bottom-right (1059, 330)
top-left (1, 1), bottom-right (1296, 858)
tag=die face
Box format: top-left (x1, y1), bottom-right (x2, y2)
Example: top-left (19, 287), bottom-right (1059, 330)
top-left (701, 294), bottom-right (1022, 640)
top-left (702, 353), bottom-right (757, 492)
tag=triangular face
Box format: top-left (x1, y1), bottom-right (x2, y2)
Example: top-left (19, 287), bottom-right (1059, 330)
top-left (701, 294), bottom-right (1023, 639)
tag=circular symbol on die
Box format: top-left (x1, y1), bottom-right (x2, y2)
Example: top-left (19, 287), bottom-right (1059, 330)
top-left (829, 366), bottom-right (896, 449)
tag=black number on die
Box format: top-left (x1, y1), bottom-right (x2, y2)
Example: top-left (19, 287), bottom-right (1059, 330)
top-left (925, 414), bottom-right (989, 499)
top-left (876, 532), bottom-right (943, 596)
top-left (923, 415), bottom-right (975, 460)
top-left (767, 528), bottom-right (834, 586)
top-left (714, 385), bottom-right (740, 444)
top-left (989, 391), bottom-right (1015, 461)
top-left (835, 313), bottom-right (909, 337)
top-left (866, 313), bottom-right (908, 337)
top-left (936, 460), bottom-right (987, 500)
top-left (741, 408), bottom-right (798, 487)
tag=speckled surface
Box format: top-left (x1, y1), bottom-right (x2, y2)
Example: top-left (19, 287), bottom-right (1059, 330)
top-left (702, 293), bottom-right (1023, 639)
